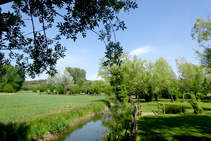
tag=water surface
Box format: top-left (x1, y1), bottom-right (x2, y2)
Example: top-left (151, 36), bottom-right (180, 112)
top-left (52, 115), bottom-right (109, 141)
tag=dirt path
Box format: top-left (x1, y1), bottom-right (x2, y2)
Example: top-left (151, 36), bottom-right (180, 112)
top-left (141, 112), bottom-right (155, 116)
top-left (0, 93), bottom-right (15, 95)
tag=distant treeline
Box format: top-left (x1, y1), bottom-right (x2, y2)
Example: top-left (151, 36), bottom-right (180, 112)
top-left (22, 80), bottom-right (47, 90)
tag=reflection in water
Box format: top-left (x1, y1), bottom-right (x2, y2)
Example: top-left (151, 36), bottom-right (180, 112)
top-left (52, 115), bottom-right (109, 141)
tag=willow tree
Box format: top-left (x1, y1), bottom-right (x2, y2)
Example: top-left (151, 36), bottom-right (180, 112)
top-left (192, 18), bottom-right (211, 70)
top-left (154, 57), bottom-right (178, 102)
top-left (176, 57), bottom-right (196, 101)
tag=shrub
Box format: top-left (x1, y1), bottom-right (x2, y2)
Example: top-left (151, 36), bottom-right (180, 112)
top-left (201, 97), bottom-right (211, 103)
top-left (49, 86), bottom-right (54, 94)
top-left (48, 115), bottom-right (70, 134)
top-left (55, 85), bottom-right (64, 94)
top-left (73, 84), bottom-right (80, 94)
top-left (165, 104), bottom-right (186, 114)
top-left (64, 84), bottom-right (75, 94)
top-left (32, 88), bottom-right (37, 93)
top-left (196, 93), bottom-right (206, 101)
top-left (40, 84), bottom-right (47, 92)
top-left (189, 93), bottom-right (203, 114)
top-left (3, 84), bottom-right (13, 93)
top-left (189, 99), bottom-right (203, 114)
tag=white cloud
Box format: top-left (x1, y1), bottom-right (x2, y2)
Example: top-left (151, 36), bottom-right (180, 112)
top-left (129, 46), bottom-right (155, 56)
top-left (87, 74), bottom-right (103, 81)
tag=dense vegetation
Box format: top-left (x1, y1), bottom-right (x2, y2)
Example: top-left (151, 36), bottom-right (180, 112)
top-left (0, 94), bottom-right (108, 140)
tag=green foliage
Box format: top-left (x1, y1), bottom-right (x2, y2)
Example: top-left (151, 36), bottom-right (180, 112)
top-left (201, 97), bottom-right (211, 103)
top-left (32, 88), bottom-right (37, 93)
top-left (110, 67), bottom-right (128, 102)
top-left (21, 80), bottom-right (46, 90)
top-left (55, 85), bottom-right (64, 94)
top-left (49, 86), bottom-right (54, 94)
top-left (65, 67), bottom-right (86, 84)
top-left (0, 95), bottom-right (107, 140)
top-left (202, 78), bottom-right (209, 95)
top-left (64, 84), bottom-right (75, 94)
top-left (192, 18), bottom-right (211, 69)
top-left (76, 78), bottom-right (86, 87)
top-left (3, 84), bottom-right (13, 93)
top-left (102, 103), bottom-right (133, 140)
top-left (189, 93), bottom-right (203, 114)
top-left (196, 93), bottom-right (206, 101)
top-left (73, 84), bottom-right (80, 94)
top-left (80, 81), bottom-right (92, 94)
top-left (39, 84), bottom-right (47, 92)
top-left (165, 104), bottom-right (186, 114)
top-left (0, 64), bottom-right (25, 92)
top-left (48, 115), bottom-right (70, 134)
top-left (90, 80), bottom-right (104, 94)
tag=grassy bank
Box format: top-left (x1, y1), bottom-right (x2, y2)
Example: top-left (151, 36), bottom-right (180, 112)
top-left (0, 94), bottom-right (108, 140)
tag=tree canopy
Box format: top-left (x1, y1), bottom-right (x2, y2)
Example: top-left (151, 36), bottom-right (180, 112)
top-left (65, 67), bottom-right (86, 84)
top-left (192, 18), bottom-right (211, 70)
top-left (0, 64), bottom-right (25, 92)
top-left (0, 0), bottom-right (137, 78)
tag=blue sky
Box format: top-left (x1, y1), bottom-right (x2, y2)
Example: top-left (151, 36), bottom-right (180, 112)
top-left (1, 0), bottom-right (211, 81)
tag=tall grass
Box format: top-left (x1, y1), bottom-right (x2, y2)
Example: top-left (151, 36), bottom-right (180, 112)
top-left (165, 104), bottom-right (186, 114)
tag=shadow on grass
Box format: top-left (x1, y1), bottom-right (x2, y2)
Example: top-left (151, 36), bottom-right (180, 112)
top-left (137, 115), bottom-right (211, 141)
top-left (0, 122), bottom-right (30, 141)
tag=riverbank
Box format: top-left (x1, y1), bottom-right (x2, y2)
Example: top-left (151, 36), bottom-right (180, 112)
top-left (38, 106), bottom-right (110, 141)
top-left (0, 94), bottom-right (110, 141)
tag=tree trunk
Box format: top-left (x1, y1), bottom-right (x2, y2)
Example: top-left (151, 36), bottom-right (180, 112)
top-left (170, 95), bottom-right (174, 102)
top-left (155, 94), bottom-right (158, 101)
top-left (135, 94), bottom-right (137, 99)
top-left (183, 91), bottom-right (185, 102)
top-left (144, 93), bottom-right (149, 102)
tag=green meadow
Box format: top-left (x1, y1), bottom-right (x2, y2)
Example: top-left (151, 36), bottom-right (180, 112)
top-left (0, 94), bottom-right (108, 123)
top-left (0, 94), bottom-right (109, 140)
top-left (136, 99), bottom-right (211, 141)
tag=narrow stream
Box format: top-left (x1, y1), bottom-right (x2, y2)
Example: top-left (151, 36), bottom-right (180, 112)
top-left (51, 115), bottom-right (109, 141)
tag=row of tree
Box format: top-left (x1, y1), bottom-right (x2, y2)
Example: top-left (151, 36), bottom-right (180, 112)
top-left (98, 53), bottom-right (211, 102)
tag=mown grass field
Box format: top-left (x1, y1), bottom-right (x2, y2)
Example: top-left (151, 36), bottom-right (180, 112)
top-left (136, 98), bottom-right (211, 141)
top-left (0, 94), bottom-right (108, 123)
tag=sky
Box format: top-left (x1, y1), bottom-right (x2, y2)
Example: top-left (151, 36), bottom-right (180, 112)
top-left (1, 0), bottom-right (211, 81)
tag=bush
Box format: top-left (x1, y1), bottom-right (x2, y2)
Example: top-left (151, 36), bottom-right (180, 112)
top-left (189, 93), bottom-right (203, 114)
top-left (64, 84), bottom-right (75, 94)
top-left (196, 93), bottom-right (206, 101)
top-left (73, 84), bottom-right (80, 94)
top-left (189, 99), bottom-right (203, 114)
top-left (48, 115), bottom-right (70, 134)
top-left (49, 86), bottom-right (54, 94)
top-left (3, 84), bottom-right (13, 93)
top-left (165, 104), bottom-right (186, 114)
top-left (40, 84), bottom-right (47, 92)
top-left (201, 97), bottom-right (211, 103)
top-left (55, 85), bottom-right (64, 94)
top-left (32, 88), bottom-right (37, 93)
